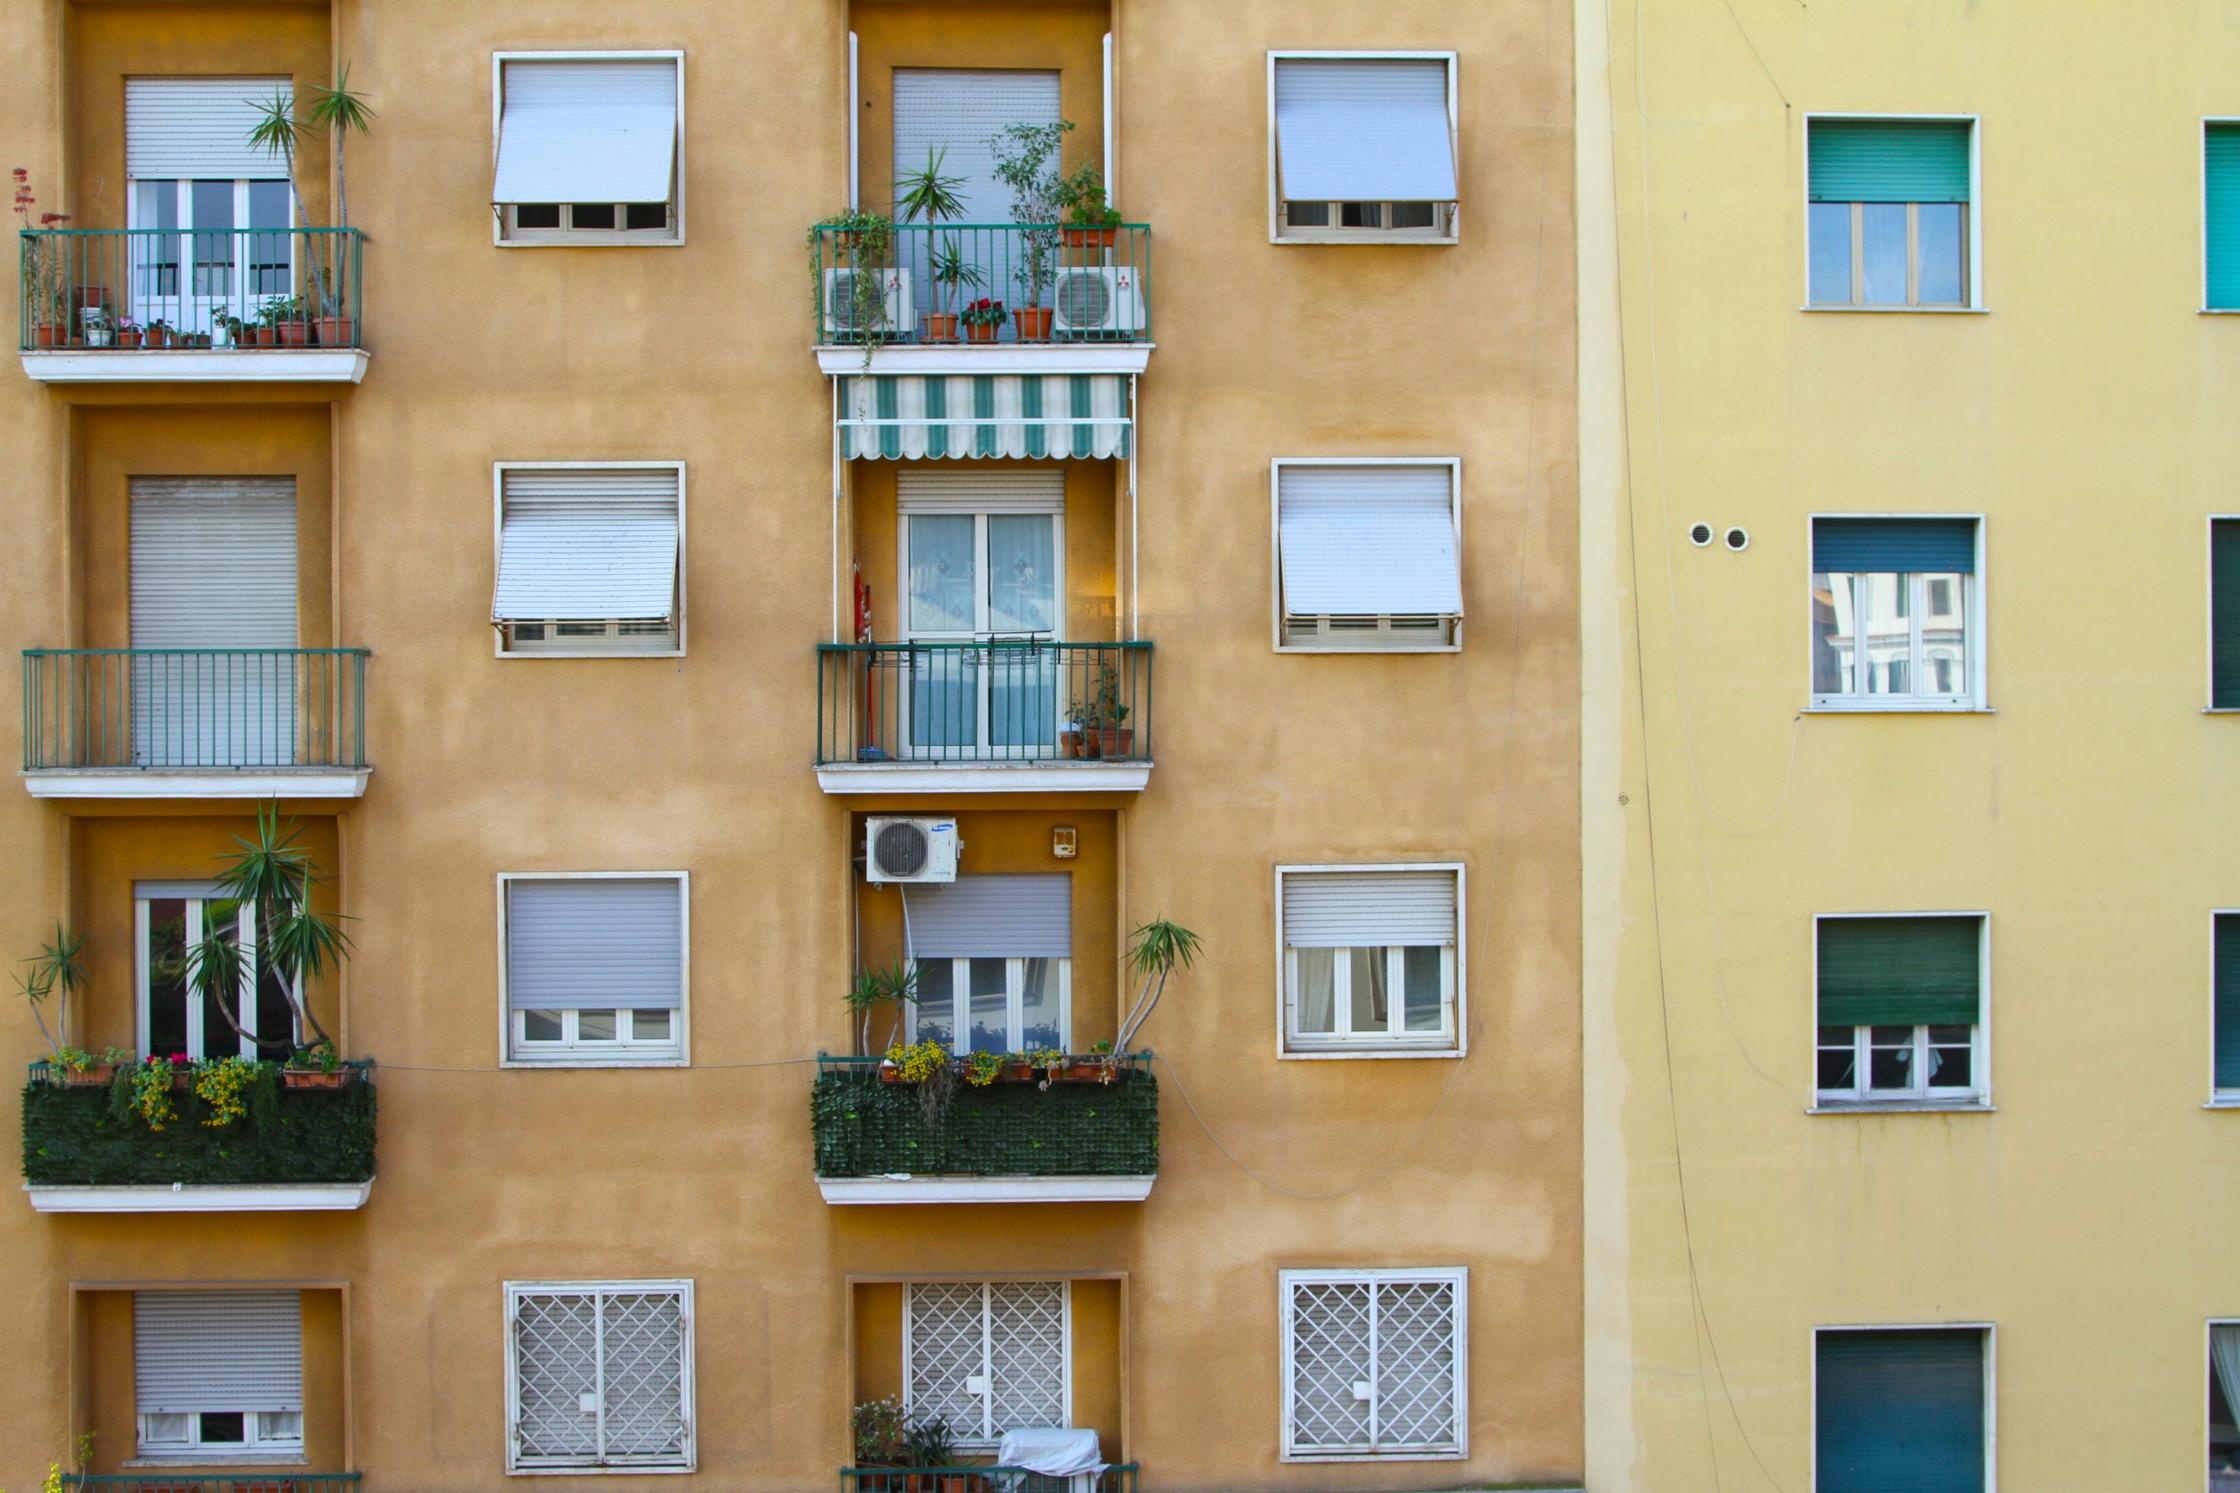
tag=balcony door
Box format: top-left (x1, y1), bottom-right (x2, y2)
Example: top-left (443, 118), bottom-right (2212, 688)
top-left (129, 477), bottom-right (298, 768)
top-left (123, 78), bottom-right (299, 337)
top-left (891, 69), bottom-right (1061, 331)
top-left (898, 470), bottom-right (1062, 759)
top-left (136, 881), bottom-right (298, 1059)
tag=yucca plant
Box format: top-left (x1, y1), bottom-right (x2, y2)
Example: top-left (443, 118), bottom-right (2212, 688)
top-left (14, 921), bottom-right (88, 1060)
top-left (1113, 917), bottom-right (1201, 1056)
top-left (844, 959), bottom-right (918, 1054)
top-left (184, 803), bottom-right (353, 1054)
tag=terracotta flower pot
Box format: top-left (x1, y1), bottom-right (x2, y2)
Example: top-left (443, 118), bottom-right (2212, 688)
top-left (283, 1068), bottom-right (351, 1091)
top-left (316, 315), bottom-right (354, 347)
top-left (877, 1062), bottom-right (907, 1085)
top-left (63, 1064), bottom-right (116, 1088)
top-left (1061, 226), bottom-right (1118, 248)
top-left (1000, 1062), bottom-right (1036, 1084)
top-left (1096, 725), bottom-right (1134, 759)
top-left (963, 321), bottom-right (1000, 343)
top-left (1057, 1061), bottom-right (1107, 1083)
top-left (147, 327), bottom-right (172, 348)
top-left (31, 324), bottom-right (65, 349)
top-left (920, 312), bottom-right (959, 343)
top-left (1012, 306), bottom-right (1053, 341)
top-left (1059, 729), bottom-right (1084, 760)
top-left (116, 331), bottom-right (143, 348)
top-left (253, 326), bottom-right (278, 347)
top-left (76, 285), bottom-right (107, 312)
top-left (277, 320), bottom-right (312, 347)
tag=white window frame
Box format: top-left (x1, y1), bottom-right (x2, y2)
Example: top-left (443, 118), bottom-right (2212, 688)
top-left (908, 956), bottom-right (1073, 1054)
top-left (896, 503), bottom-right (1067, 757)
top-left (1270, 458), bottom-right (1464, 655)
top-left (504, 1279), bottom-right (696, 1475)
top-left (2209, 515), bottom-right (2240, 711)
top-left (1811, 1323), bottom-right (1996, 1493)
top-left (136, 1408), bottom-right (304, 1463)
top-left (902, 1279), bottom-right (1072, 1451)
top-left (492, 461), bottom-right (686, 660)
top-left (1801, 113), bottom-right (1984, 312)
top-left (492, 51), bottom-right (685, 247)
top-left (135, 885), bottom-right (300, 1060)
top-left (1279, 1267), bottom-right (1468, 1462)
top-left (2204, 118), bottom-right (2240, 314)
top-left (1806, 511), bottom-right (1986, 712)
top-left (1266, 51), bottom-right (1460, 246)
top-left (1275, 863), bottom-right (1466, 1060)
top-left (2211, 911), bottom-right (2240, 1107)
top-left (1810, 911), bottom-right (1990, 1113)
top-left (497, 872), bottom-right (690, 1069)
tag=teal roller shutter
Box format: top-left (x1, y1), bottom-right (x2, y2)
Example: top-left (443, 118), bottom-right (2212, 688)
top-left (2217, 915), bottom-right (2240, 1090)
top-left (1816, 1329), bottom-right (1986, 1493)
top-left (2208, 125), bottom-right (2240, 311)
top-left (1813, 518), bottom-right (1977, 574)
top-left (1810, 120), bottom-right (1973, 203)
top-left (2214, 521), bottom-right (2240, 708)
top-left (1817, 917), bottom-right (1982, 1028)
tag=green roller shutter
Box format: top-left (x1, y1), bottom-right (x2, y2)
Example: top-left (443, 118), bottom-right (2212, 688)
top-left (1813, 518), bottom-right (1977, 575)
top-left (2208, 124), bottom-right (2240, 311)
top-left (2217, 915), bottom-right (2240, 1091)
top-left (2214, 520), bottom-right (2240, 708)
top-left (1810, 119), bottom-right (1973, 203)
top-left (1817, 917), bottom-right (1982, 1028)
top-left (1816, 1329), bottom-right (1986, 1493)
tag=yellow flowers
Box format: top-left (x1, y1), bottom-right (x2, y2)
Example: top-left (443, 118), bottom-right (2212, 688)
top-left (884, 1038), bottom-right (951, 1084)
top-left (193, 1056), bottom-right (263, 1128)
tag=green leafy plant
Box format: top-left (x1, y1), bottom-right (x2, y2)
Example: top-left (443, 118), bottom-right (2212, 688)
top-left (884, 1036), bottom-right (959, 1122)
top-left (810, 208), bottom-right (898, 358)
top-left (191, 1055), bottom-right (269, 1128)
top-left (851, 1396), bottom-right (908, 1467)
top-left (1055, 162), bottom-right (1122, 230)
top-left (845, 960), bottom-right (918, 1054)
top-left (288, 1038), bottom-right (342, 1074)
top-left (893, 145), bottom-right (969, 225)
top-left (928, 234), bottom-right (986, 318)
top-left (15, 921), bottom-right (87, 1059)
top-left (182, 802), bottom-right (354, 1056)
top-left (1114, 918), bottom-right (1201, 1056)
top-left (53, 1043), bottom-right (131, 1075)
top-left (1067, 662), bottom-right (1131, 733)
top-left (256, 293), bottom-right (307, 327)
top-left (962, 1048), bottom-right (1004, 1087)
top-left (959, 295), bottom-right (1007, 329)
top-left (904, 1410), bottom-right (959, 1469)
top-left (304, 63), bottom-right (374, 317)
top-left (987, 119), bottom-right (1075, 306)
top-left (124, 1055), bottom-right (184, 1131)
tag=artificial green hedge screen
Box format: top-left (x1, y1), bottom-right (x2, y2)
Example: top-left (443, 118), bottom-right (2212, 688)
top-left (22, 1076), bottom-right (377, 1186)
top-left (812, 1066), bottom-right (1158, 1178)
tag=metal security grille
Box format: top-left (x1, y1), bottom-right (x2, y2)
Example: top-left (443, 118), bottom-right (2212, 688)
top-left (1284, 1270), bottom-right (1463, 1457)
top-left (508, 1282), bottom-right (692, 1471)
top-left (906, 1280), bottom-right (1068, 1446)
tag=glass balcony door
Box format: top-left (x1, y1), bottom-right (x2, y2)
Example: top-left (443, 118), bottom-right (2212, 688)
top-left (137, 889), bottom-right (298, 1060)
top-left (127, 178), bottom-right (293, 336)
top-left (902, 510), bottom-right (1062, 759)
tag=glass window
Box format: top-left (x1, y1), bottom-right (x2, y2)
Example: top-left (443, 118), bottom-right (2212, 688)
top-left (1811, 570), bottom-right (1974, 706)
top-left (1809, 201), bottom-right (1971, 308)
top-left (913, 956), bottom-right (1073, 1053)
top-left (1807, 202), bottom-right (1852, 304)
top-left (2211, 1325), bottom-right (2240, 1487)
top-left (139, 891), bottom-right (297, 1060)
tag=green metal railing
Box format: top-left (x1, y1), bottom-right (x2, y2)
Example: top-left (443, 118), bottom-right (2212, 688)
top-left (842, 1464), bottom-right (1138, 1492)
top-left (23, 648), bottom-right (369, 773)
top-left (20, 227), bottom-right (366, 352)
top-left (64, 1476), bottom-right (362, 1491)
top-left (24, 1059), bottom-right (377, 1188)
top-left (816, 641), bottom-right (1150, 768)
top-left (812, 1053), bottom-right (1157, 1179)
top-left (812, 223), bottom-right (1150, 346)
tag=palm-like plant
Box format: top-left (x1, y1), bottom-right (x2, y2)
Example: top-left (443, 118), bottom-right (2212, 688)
top-left (929, 235), bottom-right (985, 318)
top-left (845, 960), bottom-right (918, 1054)
top-left (15, 921), bottom-right (88, 1060)
top-left (1113, 918), bottom-right (1201, 1056)
top-left (305, 64), bottom-right (375, 235)
top-left (246, 88), bottom-right (305, 232)
top-left (185, 803), bottom-right (353, 1053)
top-left (893, 146), bottom-right (968, 225)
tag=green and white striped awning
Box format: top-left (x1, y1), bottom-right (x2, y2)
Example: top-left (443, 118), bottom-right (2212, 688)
top-left (836, 374), bottom-right (1132, 461)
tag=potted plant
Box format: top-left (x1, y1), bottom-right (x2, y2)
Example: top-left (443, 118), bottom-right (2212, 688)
top-left (1085, 663), bottom-right (1133, 758)
top-left (923, 235), bottom-right (984, 342)
top-left (903, 1412), bottom-right (964, 1493)
top-left (112, 318), bottom-right (142, 349)
top-left (13, 170), bottom-right (74, 348)
top-left (988, 119), bottom-right (1074, 340)
top-left (284, 1038), bottom-right (352, 1090)
top-left (306, 63), bottom-right (373, 345)
top-left (894, 147), bottom-right (971, 341)
top-left (182, 802), bottom-right (356, 1062)
top-left (1110, 917), bottom-right (1202, 1065)
top-left (883, 1036), bottom-right (959, 1121)
top-left (962, 1048), bottom-right (1004, 1087)
top-left (210, 314), bottom-right (241, 349)
top-left (14, 921), bottom-right (88, 1065)
top-left (809, 208), bottom-right (899, 357)
top-left (143, 317), bottom-right (174, 348)
top-left (852, 1396), bottom-right (909, 1489)
top-left (80, 303), bottom-right (114, 347)
top-left (55, 1044), bottom-right (132, 1088)
top-left (845, 960), bottom-right (918, 1055)
top-left (262, 293), bottom-right (312, 345)
top-left (1055, 163), bottom-right (1122, 248)
top-left (960, 296), bottom-right (1006, 343)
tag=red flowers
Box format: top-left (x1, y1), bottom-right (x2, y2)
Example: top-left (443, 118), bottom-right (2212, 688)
top-left (10, 167), bottom-right (65, 229)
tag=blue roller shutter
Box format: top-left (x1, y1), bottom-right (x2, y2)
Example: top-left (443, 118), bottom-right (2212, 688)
top-left (1809, 120), bottom-right (1973, 204)
top-left (1812, 518), bottom-right (1977, 574)
top-left (1816, 1328), bottom-right (1986, 1493)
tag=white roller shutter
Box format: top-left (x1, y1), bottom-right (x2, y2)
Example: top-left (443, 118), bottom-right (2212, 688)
top-left (1284, 870), bottom-right (1458, 949)
top-left (1279, 464), bottom-right (1462, 618)
top-left (903, 874), bottom-right (1072, 959)
top-left (493, 59), bottom-right (679, 205)
top-left (135, 1291), bottom-right (303, 1415)
top-left (506, 878), bottom-right (685, 1011)
top-left (494, 468), bottom-right (679, 623)
top-left (896, 469), bottom-right (1064, 515)
top-left (892, 70), bottom-right (1060, 322)
top-left (126, 77), bottom-right (294, 180)
top-left (1275, 59), bottom-right (1458, 202)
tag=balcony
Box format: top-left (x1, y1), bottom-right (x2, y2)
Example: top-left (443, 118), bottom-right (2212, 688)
top-left (811, 1053), bottom-right (1157, 1204)
top-left (815, 641), bottom-right (1151, 793)
top-left (22, 648), bottom-right (370, 798)
top-left (19, 227), bottom-right (369, 384)
top-left (811, 222), bottom-right (1150, 377)
top-left (842, 1468), bottom-right (1138, 1492)
top-left (22, 1060), bottom-right (377, 1212)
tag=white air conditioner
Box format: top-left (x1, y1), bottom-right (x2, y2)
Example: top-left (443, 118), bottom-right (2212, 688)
top-left (865, 816), bottom-right (960, 884)
top-left (1051, 266), bottom-right (1144, 336)
top-left (822, 268), bottom-right (913, 336)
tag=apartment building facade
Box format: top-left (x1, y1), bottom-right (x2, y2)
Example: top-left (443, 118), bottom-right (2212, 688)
top-left (1581, 2), bottom-right (2240, 1490)
top-left (2, 1), bottom-right (1581, 1488)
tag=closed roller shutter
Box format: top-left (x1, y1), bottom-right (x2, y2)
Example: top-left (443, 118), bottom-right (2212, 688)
top-left (492, 59), bottom-right (679, 205)
top-left (1815, 1329), bottom-right (1986, 1493)
top-left (126, 77), bottom-right (293, 180)
top-left (891, 70), bottom-right (1060, 322)
top-left (903, 874), bottom-right (1072, 958)
top-left (1812, 518), bottom-right (1977, 575)
top-left (1278, 465), bottom-right (1462, 619)
top-left (1809, 119), bottom-right (1973, 204)
top-left (1816, 917), bottom-right (1982, 1029)
top-left (896, 469), bottom-right (1064, 514)
top-left (1284, 870), bottom-right (1457, 949)
top-left (2217, 914), bottom-right (2240, 1091)
top-left (2212, 520), bottom-right (2240, 708)
top-left (506, 878), bottom-right (685, 1011)
top-left (1275, 59), bottom-right (1457, 203)
top-left (2208, 125), bottom-right (2240, 310)
top-left (494, 468), bottom-right (680, 627)
top-left (136, 1290), bottom-right (303, 1415)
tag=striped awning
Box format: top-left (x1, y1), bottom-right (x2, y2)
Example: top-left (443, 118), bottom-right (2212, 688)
top-left (836, 374), bottom-right (1132, 461)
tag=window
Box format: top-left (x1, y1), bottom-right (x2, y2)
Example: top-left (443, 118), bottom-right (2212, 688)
top-left (2208, 123), bottom-right (2240, 311)
top-left (1814, 1327), bottom-right (1988, 1493)
top-left (1281, 1268), bottom-right (1465, 1460)
top-left (2215, 916), bottom-right (2240, 1100)
top-left (905, 1281), bottom-right (1067, 1449)
top-left (1270, 54), bottom-right (1458, 242)
top-left (1807, 118), bottom-right (1974, 308)
top-left (2212, 1323), bottom-right (2240, 1488)
top-left (1815, 915), bottom-right (1986, 1107)
top-left (502, 875), bottom-right (686, 1065)
top-left (507, 1281), bottom-right (693, 1472)
top-left (135, 1291), bottom-right (303, 1462)
top-left (1810, 517), bottom-right (1981, 708)
top-left (1274, 461), bottom-right (1463, 651)
top-left (492, 54), bottom-right (682, 244)
top-left (136, 882), bottom-right (299, 1060)
top-left (493, 465), bottom-right (683, 656)
top-left (122, 78), bottom-right (297, 338)
top-left (2213, 520), bottom-right (2240, 708)
top-left (901, 874), bottom-right (1072, 1053)
top-left (1279, 866), bottom-right (1461, 1055)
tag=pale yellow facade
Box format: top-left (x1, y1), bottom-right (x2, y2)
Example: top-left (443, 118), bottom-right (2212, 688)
top-left (1, 2), bottom-right (1581, 1491)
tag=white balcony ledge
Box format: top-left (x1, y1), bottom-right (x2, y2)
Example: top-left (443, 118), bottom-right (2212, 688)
top-left (816, 1175), bottom-right (1155, 1205)
top-left (23, 767), bottom-right (370, 800)
top-left (815, 344), bottom-right (1151, 377)
top-left (26, 1179), bottom-right (374, 1213)
top-left (21, 348), bottom-right (369, 384)
top-left (815, 761), bottom-right (1149, 794)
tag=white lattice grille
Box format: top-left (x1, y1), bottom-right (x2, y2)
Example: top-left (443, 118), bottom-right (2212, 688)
top-left (602, 1292), bottom-right (687, 1458)
top-left (1285, 1271), bottom-right (1463, 1456)
top-left (515, 1292), bottom-right (600, 1460)
top-left (907, 1281), bottom-right (1068, 1445)
top-left (510, 1283), bottom-right (691, 1470)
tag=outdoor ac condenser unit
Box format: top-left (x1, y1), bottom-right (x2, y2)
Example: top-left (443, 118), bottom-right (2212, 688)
top-left (864, 816), bottom-right (959, 883)
top-left (822, 268), bottom-right (913, 336)
top-left (1050, 266), bottom-right (1144, 336)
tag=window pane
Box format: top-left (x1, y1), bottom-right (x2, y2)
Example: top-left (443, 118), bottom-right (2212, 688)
top-left (1294, 948), bottom-right (1336, 1034)
top-left (914, 960), bottom-right (954, 1046)
top-left (986, 515), bottom-right (1056, 633)
top-left (1927, 1037), bottom-right (1972, 1090)
top-left (630, 1009), bottom-right (672, 1042)
top-left (1811, 572), bottom-right (1858, 694)
top-left (624, 202), bottom-right (669, 230)
top-left (569, 204), bottom-right (618, 229)
top-left (1817, 1043), bottom-right (1857, 1091)
top-left (146, 898), bottom-right (190, 1057)
top-left (202, 899), bottom-right (245, 1059)
top-left (1857, 573), bottom-right (1908, 695)
top-left (576, 1009), bottom-right (617, 1041)
top-left (1286, 201), bottom-right (1331, 227)
top-left (1808, 202), bottom-right (1854, 304)
top-left (1348, 947), bottom-right (1389, 1032)
top-left (907, 515), bottom-right (977, 632)
top-left (1338, 201), bottom-right (1380, 227)
top-left (1922, 573), bottom-right (1967, 696)
top-left (1402, 947), bottom-right (1443, 1032)
top-left (258, 1409), bottom-right (303, 1444)
top-left (1861, 203), bottom-right (1907, 304)
top-left (1917, 202), bottom-right (1964, 304)
top-left (516, 203), bottom-right (562, 229)
top-left (141, 1412), bottom-right (191, 1445)
top-left (248, 181), bottom-right (290, 293)
top-left (1389, 202), bottom-right (1437, 229)
top-left (198, 1411), bottom-right (247, 1443)
top-left (191, 180), bottom-right (235, 298)
top-left (522, 1009), bottom-right (563, 1042)
top-left (1868, 1028), bottom-right (1914, 1091)
top-left (1019, 958), bottom-right (1061, 1051)
top-left (966, 958), bottom-right (1008, 1052)
top-left (133, 181), bottom-right (182, 297)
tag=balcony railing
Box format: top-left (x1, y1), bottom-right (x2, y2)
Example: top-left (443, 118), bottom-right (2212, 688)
top-left (23, 648), bottom-right (369, 774)
top-left (20, 227), bottom-right (366, 351)
top-left (812, 1054), bottom-right (1157, 1181)
top-left (23, 1060), bottom-right (377, 1190)
top-left (842, 1466), bottom-right (1138, 1493)
top-left (811, 223), bottom-right (1150, 347)
top-left (66, 1477), bottom-right (362, 1491)
top-left (816, 641), bottom-right (1150, 769)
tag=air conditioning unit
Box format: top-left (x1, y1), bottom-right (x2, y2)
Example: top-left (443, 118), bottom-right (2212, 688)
top-left (822, 268), bottom-right (913, 336)
top-left (1051, 266), bottom-right (1144, 336)
top-left (865, 816), bottom-right (960, 884)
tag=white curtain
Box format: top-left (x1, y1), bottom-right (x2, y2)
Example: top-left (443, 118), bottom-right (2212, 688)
top-left (1351, 947), bottom-right (1388, 1030)
top-left (2214, 1325), bottom-right (2240, 1432)
top-left (1295, 948), bottom-right (1335, 1034)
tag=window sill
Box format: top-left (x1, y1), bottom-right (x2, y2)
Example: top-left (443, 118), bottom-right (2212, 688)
top-left (1280, 1045), bottom-right (1465, 1061)
top-left (2203, 708), bottom-right (2240, 714)
top-left (2202, 1096), bottom-right (2240, 1109)
top-left (127, 1456), bottom-right (306, 1470)
top-left (1808, 1099), bottom-right (1993, 1115)
top-left (1803, 704), bottom-right (1993, 715)
top-left (1272, 234), bottom-right (1459, 247)
top-left (1280, 1449), bottom-right (1467, 1463)
top-left (501, 1056), bottom-right (688, 1069)
top-left (1275, 643), bottom-right (1462, 655)
top-left (494, 235), bottom-right (686, 249)
top-left (1799, 304), bottom-right (1988, 314)
top-left (2200, 308), bottom-right (2240, 315)
top-left (495, 649), bottom-right (685, 661)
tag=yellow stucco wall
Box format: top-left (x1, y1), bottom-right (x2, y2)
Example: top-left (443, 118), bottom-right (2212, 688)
top-left (1584, 3), bottom-right (2240, 1490)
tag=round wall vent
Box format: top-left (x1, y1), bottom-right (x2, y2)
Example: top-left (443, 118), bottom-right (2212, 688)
top-left (1688, 523), bottom-right (1714, 547)
top-left (1724, 527), bottom-right (1751, 552)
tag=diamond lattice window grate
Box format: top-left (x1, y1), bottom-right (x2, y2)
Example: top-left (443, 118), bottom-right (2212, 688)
top-left (908, 1281), bottom-right (1067, 1446)
top-left (1287, 1275), bottom-right (1459, 1455)
top-left (512, 1285), bottom-right (688, 1468)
